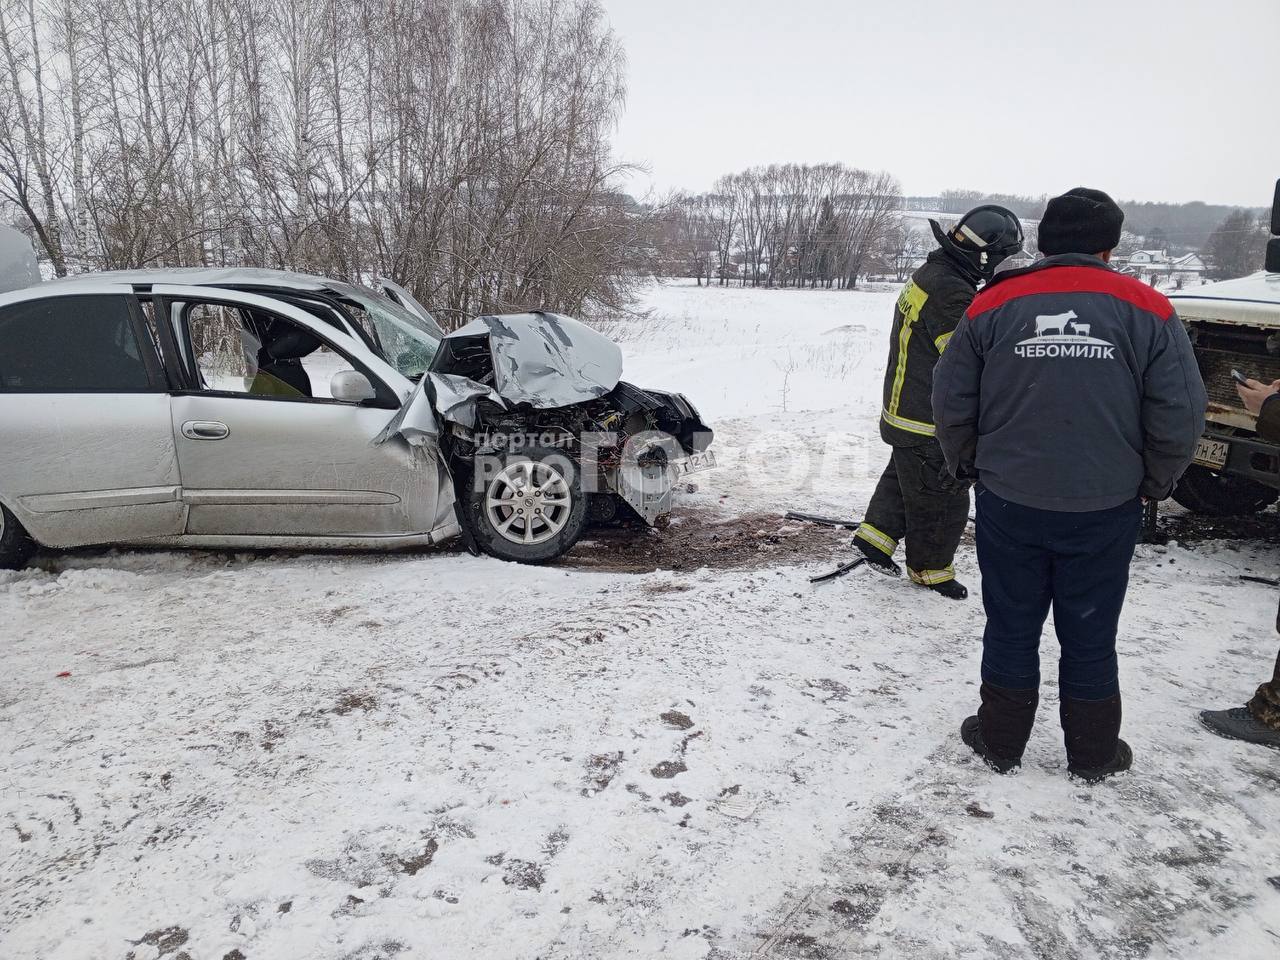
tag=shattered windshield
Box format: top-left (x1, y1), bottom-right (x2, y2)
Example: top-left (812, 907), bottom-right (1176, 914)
top-left (336, 285), bottom-right (441, 381)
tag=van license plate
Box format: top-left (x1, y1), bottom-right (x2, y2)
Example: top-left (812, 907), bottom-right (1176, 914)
top-left (1193, 437), bottom-right (1229, 470)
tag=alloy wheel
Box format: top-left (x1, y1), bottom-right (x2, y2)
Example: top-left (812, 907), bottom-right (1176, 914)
top-left (484, 459), bottom-right (574, 546)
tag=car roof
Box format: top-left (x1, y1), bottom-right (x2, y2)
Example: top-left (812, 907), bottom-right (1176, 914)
top-left (1169, 272), bottom-right (1280, 307)
top-left (1169, 272), bottom-right (1280, 326)
top-left (46, 266), bottom-right (338, 292)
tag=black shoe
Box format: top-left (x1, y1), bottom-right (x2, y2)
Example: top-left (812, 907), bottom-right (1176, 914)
top-left (960, 715), bottom-right (1020, 774)
top-left (853, 537), bottom-right (901, 577)
top-left (1200, 707), bottom-right (1280, 749)
top-left (1067, 739), bottom-right (1133, 783)
top-left (926, 578), bottom-right (968, 600)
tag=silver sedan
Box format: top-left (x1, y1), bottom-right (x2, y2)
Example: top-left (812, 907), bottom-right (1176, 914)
top-left (0, 268), bottom-right (713, 567)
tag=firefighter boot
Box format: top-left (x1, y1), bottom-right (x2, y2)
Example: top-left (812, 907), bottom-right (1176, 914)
top-left (853, 535), bottom-right (901, 577)
top-left (908, 567), bottom-right (968, 600)
top-left (926, 578), bottom-right (969, 600)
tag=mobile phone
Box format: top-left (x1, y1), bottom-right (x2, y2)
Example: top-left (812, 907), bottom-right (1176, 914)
top-left (1231, 369), bottom-right (1251, 386)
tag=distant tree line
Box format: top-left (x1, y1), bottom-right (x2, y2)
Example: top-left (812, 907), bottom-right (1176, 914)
top-left (914, 191), bottom-right (1046, 221)
top-left (0, 0), bottom-right (641, 327)
top-left (914, 189), bottom-right (1269, 255)
top-left (657, 163), bottom-right (903, 289)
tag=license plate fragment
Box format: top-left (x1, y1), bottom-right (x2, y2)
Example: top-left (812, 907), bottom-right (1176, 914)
top-left (676, 450), bottom-right (716, 476)
top-left (1193, 437), bottom-right (1229, 470)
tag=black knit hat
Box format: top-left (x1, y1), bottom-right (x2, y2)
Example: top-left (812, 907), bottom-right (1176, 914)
top-left (1037, 188), bottom-right (1124, 256)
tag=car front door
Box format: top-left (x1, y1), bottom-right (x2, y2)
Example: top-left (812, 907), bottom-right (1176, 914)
top-left (152, 285), bottom-right (439, 539)
top-left (0, 286), bottom-right (186, 547)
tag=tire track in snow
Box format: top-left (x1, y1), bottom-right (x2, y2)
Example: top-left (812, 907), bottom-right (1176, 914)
top-left (740, 741), bottom-right (1261, 960)
top-left (745, 743), bottom-right (961, 960)
top-left (418, 595), bottom-right (685, 695)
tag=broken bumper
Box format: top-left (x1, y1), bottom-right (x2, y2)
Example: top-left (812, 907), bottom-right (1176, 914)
top-left (612, 444), bottom-right (716, 525)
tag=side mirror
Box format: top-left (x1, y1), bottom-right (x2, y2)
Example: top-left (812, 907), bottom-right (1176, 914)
top-left (1271, 179), bottom-right (1280, 236)
top-left (330, 369), bottom-right (377, 403)
top-left (1267, 238), bottom-right (1280, 274)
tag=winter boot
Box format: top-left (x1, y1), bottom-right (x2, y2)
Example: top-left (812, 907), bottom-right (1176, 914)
top-left (853, 537), bottom-right (901, 577)
top-left (1199, 707), bottom-right (1280, 750)
top-left (908, 567), bottom-right (967, 600)
top-left (960, 716), bottom-right (1019, 774)
top-left (1067, 740), bottom-right (1133, 783)
top-left (961, 683), bottom-right (1038, 773)
top-left (926, 578), bottom-right (968, 600)
top-left (1061, 694), bottom-right (1132, 782)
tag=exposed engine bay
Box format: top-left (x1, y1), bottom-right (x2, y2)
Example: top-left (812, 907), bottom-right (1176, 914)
top-left (447, 380), bottom-right (712, 526)
top-left (380, 311), bottom-right (713, 530)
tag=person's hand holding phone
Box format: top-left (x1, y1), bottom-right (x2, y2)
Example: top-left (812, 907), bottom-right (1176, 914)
top-left (1235, 375), bottom-right (1280, 415)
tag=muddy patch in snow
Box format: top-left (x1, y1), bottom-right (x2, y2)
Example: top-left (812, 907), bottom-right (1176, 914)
top-left (582, 752), bottom-right (624, 795)
top-left (565, 510), bottom-right (850, 573)
top-left (1157, 509), bottom-right (1280, 545)
top-left (126, 925), bottom-right (189, 958)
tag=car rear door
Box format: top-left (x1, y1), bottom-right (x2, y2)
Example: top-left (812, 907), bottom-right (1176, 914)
top-left (151, 285), bottom-right (439, 538)
top-left (0, 285), bottom-right (186, 547)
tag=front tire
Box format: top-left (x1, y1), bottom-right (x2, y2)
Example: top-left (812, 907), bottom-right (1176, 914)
top-left (0, 503), bottom-right (37, 570)
top-left (1170, 465), bottom-right (1280, 517)
top-left (464, 446), bottom-right (589, 563)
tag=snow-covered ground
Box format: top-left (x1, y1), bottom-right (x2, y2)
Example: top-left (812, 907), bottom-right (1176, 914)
top-left (4, 280), bottom-right (1280, 959)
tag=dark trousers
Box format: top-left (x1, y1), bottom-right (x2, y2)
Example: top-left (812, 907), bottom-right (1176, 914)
top-left (1247, 648), bottom-right (1280, 730)
top-left (975, 486), bottom-right (1142, 701)
top-left (858, 441), bottom-right (970, 581)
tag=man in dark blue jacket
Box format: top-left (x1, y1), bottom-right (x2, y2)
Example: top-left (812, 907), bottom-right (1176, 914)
top-left (932, 188), bottom-right (1207, 782)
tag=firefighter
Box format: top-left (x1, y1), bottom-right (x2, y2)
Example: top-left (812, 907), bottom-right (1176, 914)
top-left (853, 206), bottom-right (1025, 599)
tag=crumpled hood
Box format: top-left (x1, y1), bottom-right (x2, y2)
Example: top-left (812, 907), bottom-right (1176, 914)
top-left (373, 373), bottom-right (506, 448)
top-left (434, 312), bottom-right (623, 408)
top-left (376, 310), bottom-right (626, 449)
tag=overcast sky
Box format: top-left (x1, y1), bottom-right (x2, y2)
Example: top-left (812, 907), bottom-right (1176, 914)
top-left (603, 0), bottom-right (1279, 207)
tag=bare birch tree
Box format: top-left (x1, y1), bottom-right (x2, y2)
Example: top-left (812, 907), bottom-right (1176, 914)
top-left (0, 0), bottom-right (640, 325)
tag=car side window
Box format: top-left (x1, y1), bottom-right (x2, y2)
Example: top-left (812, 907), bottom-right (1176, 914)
top-left (178, 299), bottom-right (360, 402)
top-left (0, 294), bottom-right (152, 392)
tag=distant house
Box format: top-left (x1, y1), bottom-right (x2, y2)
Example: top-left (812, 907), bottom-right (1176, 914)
top-left (1114, 249), bottom-right (1205, 288)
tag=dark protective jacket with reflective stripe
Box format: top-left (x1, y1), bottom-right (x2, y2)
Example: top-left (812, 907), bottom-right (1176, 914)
top-left (932, 253), bottom-right (1207, 512)
top-left (880, 250), bottom-right (979, 446)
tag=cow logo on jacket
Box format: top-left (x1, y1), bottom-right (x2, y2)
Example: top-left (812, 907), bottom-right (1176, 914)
top-left (1015, 311), bottom-right (1116, 359)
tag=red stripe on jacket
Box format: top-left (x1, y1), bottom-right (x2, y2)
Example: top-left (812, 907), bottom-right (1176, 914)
top-left (968, 266), bottom-right (1175, 321)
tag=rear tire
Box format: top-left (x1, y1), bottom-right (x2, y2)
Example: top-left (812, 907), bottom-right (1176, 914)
top-left (464, 446), bottom-right (589, 563)
top-left (0, 503), bottom-right (37, 570)
top-left (1170, 465), bottom-right (1279, 517)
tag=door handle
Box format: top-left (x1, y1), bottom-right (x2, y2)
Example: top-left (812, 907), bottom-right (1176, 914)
top-left (181, 420), bottom-right (230, 441)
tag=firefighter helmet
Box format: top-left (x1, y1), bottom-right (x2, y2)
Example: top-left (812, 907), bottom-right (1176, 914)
top-left (929, 205), bottom-right (1024, 278)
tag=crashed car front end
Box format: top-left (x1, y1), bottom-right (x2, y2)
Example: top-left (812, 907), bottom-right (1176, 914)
top-left (382, 311), bottom-right (714, 546)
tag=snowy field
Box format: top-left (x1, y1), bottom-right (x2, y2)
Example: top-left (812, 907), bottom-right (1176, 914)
top-left (4, 279), bottom-right (1280, 959)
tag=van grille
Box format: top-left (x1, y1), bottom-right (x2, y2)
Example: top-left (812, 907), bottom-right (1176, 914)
top-left (1197, 349), bottom-right (1280, 410)
top-left (1189, 321), bottom-right (1280, 414)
